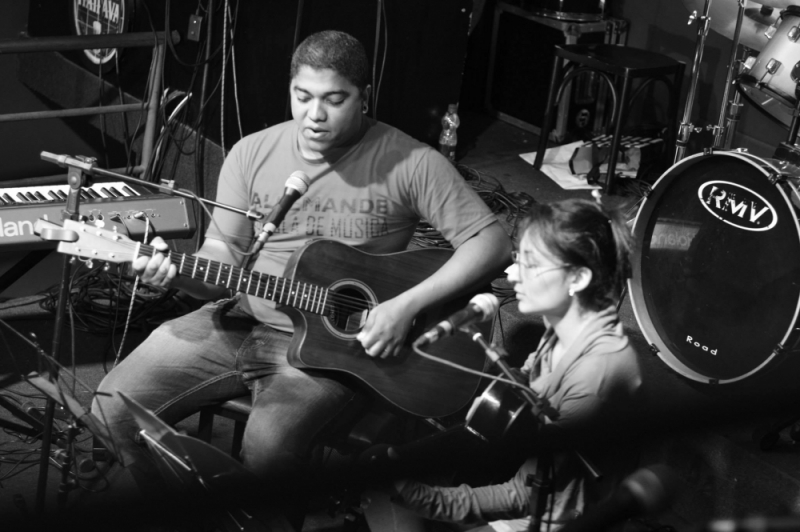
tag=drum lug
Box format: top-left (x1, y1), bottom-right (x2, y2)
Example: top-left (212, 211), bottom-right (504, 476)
top-left (768, 171), bottom-right (786, 185)
top-left (766, 58), bottom-right (782, 75)
top-left (773, 343), bottom-right (788, 357)
top-left (765, 23), bottom-right (779, 40)
top-left (648, 343), bottom-right (659, 356)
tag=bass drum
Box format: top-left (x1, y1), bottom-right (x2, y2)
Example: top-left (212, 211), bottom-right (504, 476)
top-left (629, 151), bottom-right (800, 384)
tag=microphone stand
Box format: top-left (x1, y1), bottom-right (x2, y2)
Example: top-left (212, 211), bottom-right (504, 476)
top-left (34, 152), bottom-right (265, 513)
top-left (463, 326), bottom-right (602, 532)
top-left (463, 326), bottom-right (555, 532)
top-left (40, 152), bottom-right (264, 223)
top-left (35, 155), bottom-right (93, 514)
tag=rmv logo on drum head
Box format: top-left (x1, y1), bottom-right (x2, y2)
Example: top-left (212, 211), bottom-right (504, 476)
top-left (697, 180), bottom-right (777, 231)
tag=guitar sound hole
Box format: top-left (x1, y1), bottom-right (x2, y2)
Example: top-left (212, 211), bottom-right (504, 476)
top-left (328, 287), bottom-right (370, 334)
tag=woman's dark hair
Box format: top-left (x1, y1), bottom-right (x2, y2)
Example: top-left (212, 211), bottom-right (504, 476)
top-left (518, 198), bottom-right (633, 311)
top-left (290, 30), bottom-right (370, 95)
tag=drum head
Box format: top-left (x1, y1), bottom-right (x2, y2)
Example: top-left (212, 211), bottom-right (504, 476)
top-left (630, 152), bottom-right (800, 383)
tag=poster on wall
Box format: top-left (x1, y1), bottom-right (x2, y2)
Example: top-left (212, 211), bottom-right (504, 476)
top-left (71, 0), bottom-right (134, 70)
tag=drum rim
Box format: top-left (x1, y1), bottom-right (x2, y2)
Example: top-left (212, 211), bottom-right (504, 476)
top-left (735, 77), bottom-right (793, 129)
top-left (628, 150), bottom-right (800, 384)
top-left (527, 8), bottom-right (603, 22)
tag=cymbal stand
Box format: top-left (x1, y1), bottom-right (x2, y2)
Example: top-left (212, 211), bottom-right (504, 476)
top-left (675, 0), bottom-right (714, 163)
top-left (34, 156), bottom-right (93, 515)
top-left (711, 0), bottom-right (747, 150)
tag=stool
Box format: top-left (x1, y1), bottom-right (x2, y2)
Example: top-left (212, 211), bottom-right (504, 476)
top-left (197, 394), bottom-right (404, 460)
top-left (533, 44), bottom-right (685, 193)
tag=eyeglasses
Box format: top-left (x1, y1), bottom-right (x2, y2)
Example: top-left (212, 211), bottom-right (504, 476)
top-left (511, 251), bottom-right (568, 277)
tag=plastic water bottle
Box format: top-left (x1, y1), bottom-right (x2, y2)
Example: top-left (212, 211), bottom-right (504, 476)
top-left (439, 103), bottom-right (460, 163)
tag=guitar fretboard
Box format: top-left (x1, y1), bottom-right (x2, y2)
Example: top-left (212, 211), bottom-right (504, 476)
top-left (139, 244), bottom-right (333, 315)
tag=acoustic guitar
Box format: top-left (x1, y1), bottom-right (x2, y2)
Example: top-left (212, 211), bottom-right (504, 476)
top-left (35, 219), bottom-right (489, 419)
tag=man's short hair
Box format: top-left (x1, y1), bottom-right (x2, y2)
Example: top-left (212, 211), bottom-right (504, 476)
top-left (290, 30), bottom-right (370, 93)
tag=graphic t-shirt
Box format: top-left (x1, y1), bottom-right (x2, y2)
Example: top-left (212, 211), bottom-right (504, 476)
top-left (205, 118), bottom-right (497, 330)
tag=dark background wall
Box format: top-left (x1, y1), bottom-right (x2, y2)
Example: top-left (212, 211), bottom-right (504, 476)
top-left (13, 0), bottom-right (472, 180)
top-left (0, 0), bottom-right (791, 185)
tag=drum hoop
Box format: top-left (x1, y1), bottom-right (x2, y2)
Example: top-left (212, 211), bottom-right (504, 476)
top-left (629, 150), bottom-right (800, 383)
top-left (528, 8), bottom-right (603, 22)
top-left (737, 75), bottom-right (795, 109)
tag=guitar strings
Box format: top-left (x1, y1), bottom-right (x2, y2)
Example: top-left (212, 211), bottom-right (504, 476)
top-left (135, 242), bottom-right (377, 315)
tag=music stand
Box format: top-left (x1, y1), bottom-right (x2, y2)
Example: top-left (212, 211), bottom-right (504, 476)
top-left (118, 392), bottom-right (294, 532)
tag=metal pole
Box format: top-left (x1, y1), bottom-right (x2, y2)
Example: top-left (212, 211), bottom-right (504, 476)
top-left (0, 31), bottom-right (175, 54)
top-left (675, 0), bottom-right (714, 163)
top-left (712, 0), bottom-right (746, 149)
top-left (141, 42), bottom-right (165, 173)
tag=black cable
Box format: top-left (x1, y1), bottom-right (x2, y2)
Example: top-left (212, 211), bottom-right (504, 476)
top-left (164, 0), bottom-right (226, 68)
top-left (37, 265), bottom-right (187, 336)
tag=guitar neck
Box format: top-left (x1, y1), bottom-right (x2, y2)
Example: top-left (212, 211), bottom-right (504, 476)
top-left (138, 243), bottom-right (331, 316)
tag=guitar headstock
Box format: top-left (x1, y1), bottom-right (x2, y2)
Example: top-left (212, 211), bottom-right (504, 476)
top-left (34, 219), bottom-right (139, 264)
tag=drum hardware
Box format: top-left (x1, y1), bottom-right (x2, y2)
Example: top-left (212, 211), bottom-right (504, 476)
top-left (681, 0), bottom-right (780, 51)
top-left (677, 0), bottom-right (751, 162)
top-left (771, 68), bottom-right (800, 165)
top-left (711, 0), bottom-right (750, 150)
top-left (736, 6), bottom-right (800, 129)
top-left (524, 0), bottom-right (605, 22)
top-left (675, 0), bottom-right (715, 164)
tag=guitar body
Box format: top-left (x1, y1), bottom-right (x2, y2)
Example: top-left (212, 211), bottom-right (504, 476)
top-left (466, 380), bottom-right (537, 443)
top-left (34, 219), bottom-right (490, 420)
top-left (280, 239), bottom-right (489, 419)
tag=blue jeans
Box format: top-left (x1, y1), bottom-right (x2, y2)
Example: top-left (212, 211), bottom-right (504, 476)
top-left (91, 296), bottom-right (361, 490)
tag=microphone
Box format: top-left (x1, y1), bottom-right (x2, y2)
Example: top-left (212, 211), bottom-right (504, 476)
top-left (415, 293), bottom-right (499, 346)
top-left (251, 171), bottom-right (310, 254)
top-left (557, 465), bottom-right (677, 532)
top-left (40, 151), bottom-right (96, 173)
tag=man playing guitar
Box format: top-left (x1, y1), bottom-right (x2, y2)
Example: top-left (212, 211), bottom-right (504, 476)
top-left (91, 29), bottom-right (511, 528)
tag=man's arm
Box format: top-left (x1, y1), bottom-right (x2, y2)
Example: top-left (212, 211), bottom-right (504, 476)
top-left (358, 221), bottom-right (512, 358)
top-left (132, 236), bottom-right (244, 301)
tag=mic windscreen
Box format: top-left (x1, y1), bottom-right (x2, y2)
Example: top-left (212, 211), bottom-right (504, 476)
top-left (469, 293), bottom-right (499, 322)
top-left (286, 171), bottom-right (310, 195)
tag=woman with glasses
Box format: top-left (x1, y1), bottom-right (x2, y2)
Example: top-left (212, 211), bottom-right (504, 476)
top-left (365, 197), bottom-right (645, 532)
